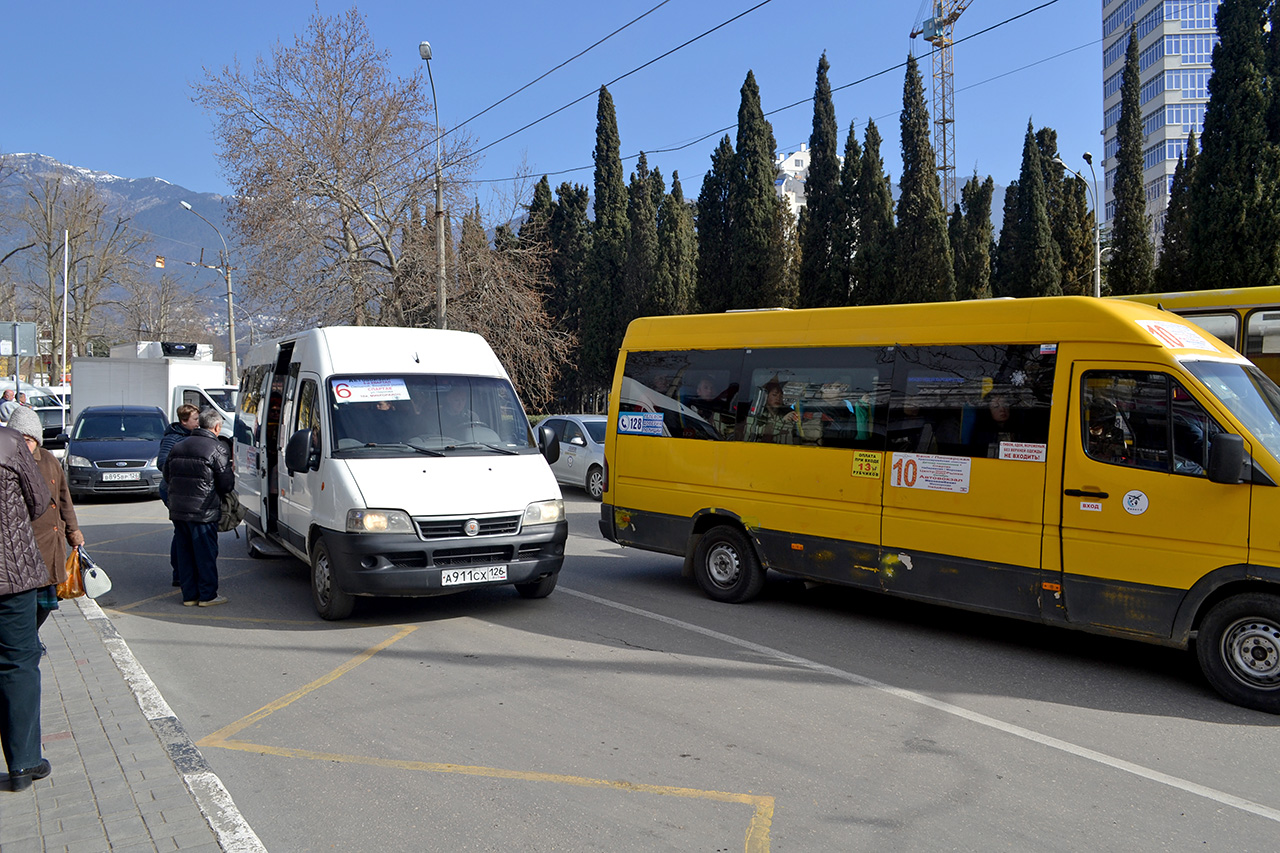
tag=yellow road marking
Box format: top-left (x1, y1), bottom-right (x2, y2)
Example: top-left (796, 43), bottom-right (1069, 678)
top-left (195, 623), bottom-right (773, 850)
top-left (199, 626), bottom-right (418, 745)
top-left (215, 739), bottom-right (774, 852)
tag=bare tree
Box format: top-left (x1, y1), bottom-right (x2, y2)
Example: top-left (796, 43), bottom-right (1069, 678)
top-left (191, 6), bottom-right (474, 328)
top-left (111, 273), bottom-right (212, 344)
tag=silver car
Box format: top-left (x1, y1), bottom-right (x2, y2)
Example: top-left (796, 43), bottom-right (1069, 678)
top-left (540, 414), bottom-right (606, 500)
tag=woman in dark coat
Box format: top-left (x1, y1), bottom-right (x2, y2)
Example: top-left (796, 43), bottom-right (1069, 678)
top-left (5, 409), bottom-right (83, 627)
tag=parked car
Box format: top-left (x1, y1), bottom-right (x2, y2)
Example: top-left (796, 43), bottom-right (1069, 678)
top-left (62, 405), bottom-right (167, 498)
top-left (0, 381), bottom-right (71, 448)
top-left (540, 414), bottom-right (607, 500)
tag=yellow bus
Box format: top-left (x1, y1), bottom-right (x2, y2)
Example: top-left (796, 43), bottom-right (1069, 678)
top-left (599, 296), bottom-right (1280, 713)
top-left (1117, 286), bottom-right (1280, 384)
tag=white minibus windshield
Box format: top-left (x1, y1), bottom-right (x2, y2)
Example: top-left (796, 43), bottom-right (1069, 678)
top-left (1186, 360), bottom-right (1280, 462)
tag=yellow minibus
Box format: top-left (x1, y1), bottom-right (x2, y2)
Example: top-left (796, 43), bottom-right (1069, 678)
top-left (1117, 286), bottom-right (1280, 384)
top-left (599, 297), bottom-right (1280, 713)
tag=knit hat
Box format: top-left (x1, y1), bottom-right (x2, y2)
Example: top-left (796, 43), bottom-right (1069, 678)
top-left (7, 407), bottom-right (42, 446)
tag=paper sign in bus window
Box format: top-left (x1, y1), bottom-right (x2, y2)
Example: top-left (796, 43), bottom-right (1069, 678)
top-left (888, 453), bottom-right (970, 493)
top-left (1135, 320), bottom-right (1217, 352)
top-left (331, 378), bottom-right (410, 403)
top-left (617, 412), bottom-right (665, 436)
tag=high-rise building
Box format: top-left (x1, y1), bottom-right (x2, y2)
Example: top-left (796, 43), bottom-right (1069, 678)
top-left (1101, 1), bottom-right (1220, 240)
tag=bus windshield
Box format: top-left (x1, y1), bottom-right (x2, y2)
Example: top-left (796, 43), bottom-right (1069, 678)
top-left (327, 374), bottom-right (535, 454)
top-left (1185, 360), bottom-right (1280, 463)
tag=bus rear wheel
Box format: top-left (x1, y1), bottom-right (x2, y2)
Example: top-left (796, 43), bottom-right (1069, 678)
top-left (693, 526), bottom-right (765, 603)
top-left (1196, 593), bottom-right (1280, 714)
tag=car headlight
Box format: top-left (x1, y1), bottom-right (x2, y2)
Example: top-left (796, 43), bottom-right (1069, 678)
top-left (66, 455), bottom-right (91, 469)
top-left (523, 499), bottom-right (565, 526)
top-left (148, 457), bottom-right (158, 468)
top-left (346, 509), bottom-right (415, 534)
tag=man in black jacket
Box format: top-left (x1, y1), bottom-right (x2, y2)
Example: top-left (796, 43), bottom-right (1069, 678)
top-left (163, 409), bottom-right (234, 607)
top-left (158, 404), bottom-right (200, 588)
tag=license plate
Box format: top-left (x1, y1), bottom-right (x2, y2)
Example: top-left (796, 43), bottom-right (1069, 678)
top-left (440, 565), bottom-right (508, 586)
top-left (101, 471), bottom-right (140, 481)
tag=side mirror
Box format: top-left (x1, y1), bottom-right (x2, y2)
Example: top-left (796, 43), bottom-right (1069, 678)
top-left (56, 433), bottom-right (69, 443)
top-left (538, 425), bottom-right (560, 464)
top-left (1208, 433), bottom-right (1246, 484)
top-left (285, 428), bottom-right (319, 474)
top-left (570, 435), bottom-right (586, 447)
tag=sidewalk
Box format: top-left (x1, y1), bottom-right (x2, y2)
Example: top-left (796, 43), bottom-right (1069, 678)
top-left (0, 597), bottom-right (264, 852)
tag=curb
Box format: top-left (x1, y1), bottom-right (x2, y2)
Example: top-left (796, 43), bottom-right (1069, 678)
top-left (76, 596), bottom-right (268, 853)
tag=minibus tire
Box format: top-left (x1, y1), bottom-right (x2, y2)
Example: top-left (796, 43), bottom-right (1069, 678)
top-left (586, 466), bottom-right (605, 501)
top-left (693, 526), bottom-right (765, 603)
top-left (1195, 593), bottom-right (1280, 713)
top-left (515, 573), bottom-right (558, 599)
top-left (311, 537), bottom-right (355, 621)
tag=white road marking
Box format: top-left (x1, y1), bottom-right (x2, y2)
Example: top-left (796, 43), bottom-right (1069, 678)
top-left (562, 587), bottom-right (1280, 825)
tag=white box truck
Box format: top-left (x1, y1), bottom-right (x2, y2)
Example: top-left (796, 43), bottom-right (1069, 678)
top-left (69, 352), bottom-right (238, 433)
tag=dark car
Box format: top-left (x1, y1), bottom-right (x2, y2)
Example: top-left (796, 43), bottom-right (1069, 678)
top-left (62, 405), bottom-right (168, 498)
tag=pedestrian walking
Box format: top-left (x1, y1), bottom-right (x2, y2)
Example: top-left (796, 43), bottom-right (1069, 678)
top-left (6, 408), bottom-right (84, 628)
top-left (0, 422), bottom-right (53, 792)
top-left (163, 409), bottom-right (233, 607)
top-left (158, 404), bottom-right (199, 588)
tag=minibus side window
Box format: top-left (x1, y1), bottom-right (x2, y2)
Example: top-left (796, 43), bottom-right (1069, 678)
top-left (620, 350), bottom-right (745, 440)
top-left (296, 379), bottom-right (322, 453)
top-left (235, 364), bottom-right (266, 446)
top-left (1244, 308), bottom-right (1280, 385)
top-left (1081, 371), bottom-right (1223, 476)
top-left (888, 344), bottom-right (1057, 459)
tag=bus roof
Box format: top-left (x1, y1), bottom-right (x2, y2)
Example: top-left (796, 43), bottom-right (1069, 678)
top-left (1115, 285), bottom-right (1280, 313)
top-left (621, 296), bottom-right (1241, 359)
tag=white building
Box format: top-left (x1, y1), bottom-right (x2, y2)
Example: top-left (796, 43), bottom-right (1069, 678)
top-left (1101, 0), bottom-right (1219, 240)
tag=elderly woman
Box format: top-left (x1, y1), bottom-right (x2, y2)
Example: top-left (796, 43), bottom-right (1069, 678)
top-left (6, 408), bottom-right (84, 628)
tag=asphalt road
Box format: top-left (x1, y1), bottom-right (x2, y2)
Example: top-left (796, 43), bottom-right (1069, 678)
top-left (78, 489), bottom-right (1280, 852)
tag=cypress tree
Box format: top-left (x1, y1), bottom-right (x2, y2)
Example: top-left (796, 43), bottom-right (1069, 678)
top-left (893, 53), bottom-right (955, 303)
top-left (1188, 0), bottom-right (1280, 290)
top-left (952, 174), bottom-right (995, 300)
top-left (730, 70), bottom-right (788, 308)
top-left (797, 53), bottom-right (845, 308)
top-left (994, 121), bottom-right (1061, 298)
top-left (548, 182), bottom-right (592, 409)
top-left (1056, 174), bottom-right (1095, 296)
top-left (622, 152), bottom-right (660, 323)
top-left (655, 171), bottom-right (698, 315)
top-left (852, 120), bottom-right (896, 305)
top-left (992, 179), bottom-right (1019, 297)
top-left (1109, 24), bottom-right (1154, 295)
top-left (581, 86), bottom-right (630, 390)
top-left (1157, 133), bottom-right (1197, 292)
top-left (521, 176), bottom-right (555, 246)
top-left (696, 135), bottom-right (735, 312)
top-left (837, 120), bottom-right (863, 305)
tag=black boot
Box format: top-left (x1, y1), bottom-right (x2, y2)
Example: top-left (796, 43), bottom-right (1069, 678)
top-left (9, 758), bottom-right (52, 792)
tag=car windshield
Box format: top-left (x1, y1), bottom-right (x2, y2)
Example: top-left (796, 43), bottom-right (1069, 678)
top-left (73, 413), bottom-right (166, 441)
top-left (327, 374), bottom-right (534, 455)
top-left (1185, 360), bottom-right (1280, 463)
top-left (26, 394), bottom-right (62, 408)
top-left (584, 421), bottom-right (606, 443)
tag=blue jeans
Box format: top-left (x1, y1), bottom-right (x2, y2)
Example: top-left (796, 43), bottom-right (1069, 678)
top-left (172, 520), bottom-right (220, 602)
top-left (0, 588), bottom-right (42, 773)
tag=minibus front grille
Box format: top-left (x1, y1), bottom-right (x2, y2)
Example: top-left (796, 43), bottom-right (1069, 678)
top-left (433, 545), bottom-right (515, 567)
top-left (414, 514), bottom-right (522, 539)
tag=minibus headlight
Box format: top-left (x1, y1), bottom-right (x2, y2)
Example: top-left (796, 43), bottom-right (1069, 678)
top-left (346, 509), bottom-right (415, 534)
top-left (523, 499), bottom-right (564, 526)
top-left (66, 455), bottom-right (91, 469)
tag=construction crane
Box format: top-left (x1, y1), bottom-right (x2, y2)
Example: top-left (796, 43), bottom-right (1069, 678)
top-left (911, 0), bottom-right (976, 212)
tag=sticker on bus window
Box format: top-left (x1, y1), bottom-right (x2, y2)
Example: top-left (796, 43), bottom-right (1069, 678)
top-left (1135, 320), bottom-right (1217, 352)
top-left (330, 378), bottom-right (410, 403)
top-left (998, 442), bottom-right (1047, 462)
top-left (1039, 343), bottom-right (1058, 355)
top-left (888, 453), bottom-right (970, 493)
top-left (617, 412), bottom-right (664, 436)
top-left (851, 451), bottom-right (882, 479)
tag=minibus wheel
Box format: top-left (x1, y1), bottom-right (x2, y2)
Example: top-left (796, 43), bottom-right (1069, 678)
top-left (693, 525), bottom-right (765, 603)
top-left (1196, 593), bottom-right (1280, 713)
top-left (311, 537), bottom-right (355, 621)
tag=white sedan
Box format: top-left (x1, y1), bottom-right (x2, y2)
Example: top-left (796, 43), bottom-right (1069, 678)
top-left (539, 414), bottom-right (607, 500)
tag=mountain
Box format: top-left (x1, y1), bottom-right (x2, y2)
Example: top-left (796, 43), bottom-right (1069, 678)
top-left (0, 153), bottom-right (230, 278)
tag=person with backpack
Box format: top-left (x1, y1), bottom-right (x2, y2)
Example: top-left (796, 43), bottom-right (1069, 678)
top-left (163, 409), bottom-right (234, 607)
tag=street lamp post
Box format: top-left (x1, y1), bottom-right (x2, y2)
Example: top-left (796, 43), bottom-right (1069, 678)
top-left (179, 201), bottom-right (238, 380)
top-left (1052, 154), bottom-right (1103, 298)
top-left (420, 40), bottom-right (447, 330)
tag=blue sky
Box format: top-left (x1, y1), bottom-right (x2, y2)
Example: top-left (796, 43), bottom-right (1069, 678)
top-left (1, 0), bottom-right (1099, 217)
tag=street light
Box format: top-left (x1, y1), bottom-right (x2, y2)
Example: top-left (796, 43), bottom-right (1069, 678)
top-left (1052, 153), bottom-right (1102, 298)
top-left (419, 40), bottom-right (447, 330)
top-left (179, 200), bottom-right (238, 380)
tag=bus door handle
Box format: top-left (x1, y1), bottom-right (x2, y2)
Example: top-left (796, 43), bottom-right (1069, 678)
top-left (1064, 488), bottom-right (1109, 499)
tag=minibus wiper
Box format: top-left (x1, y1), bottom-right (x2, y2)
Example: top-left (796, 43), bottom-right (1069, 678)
top-left (360, 441), bottom-right (445, 457)
top-left (444, 441), bottom-right (519, 456)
